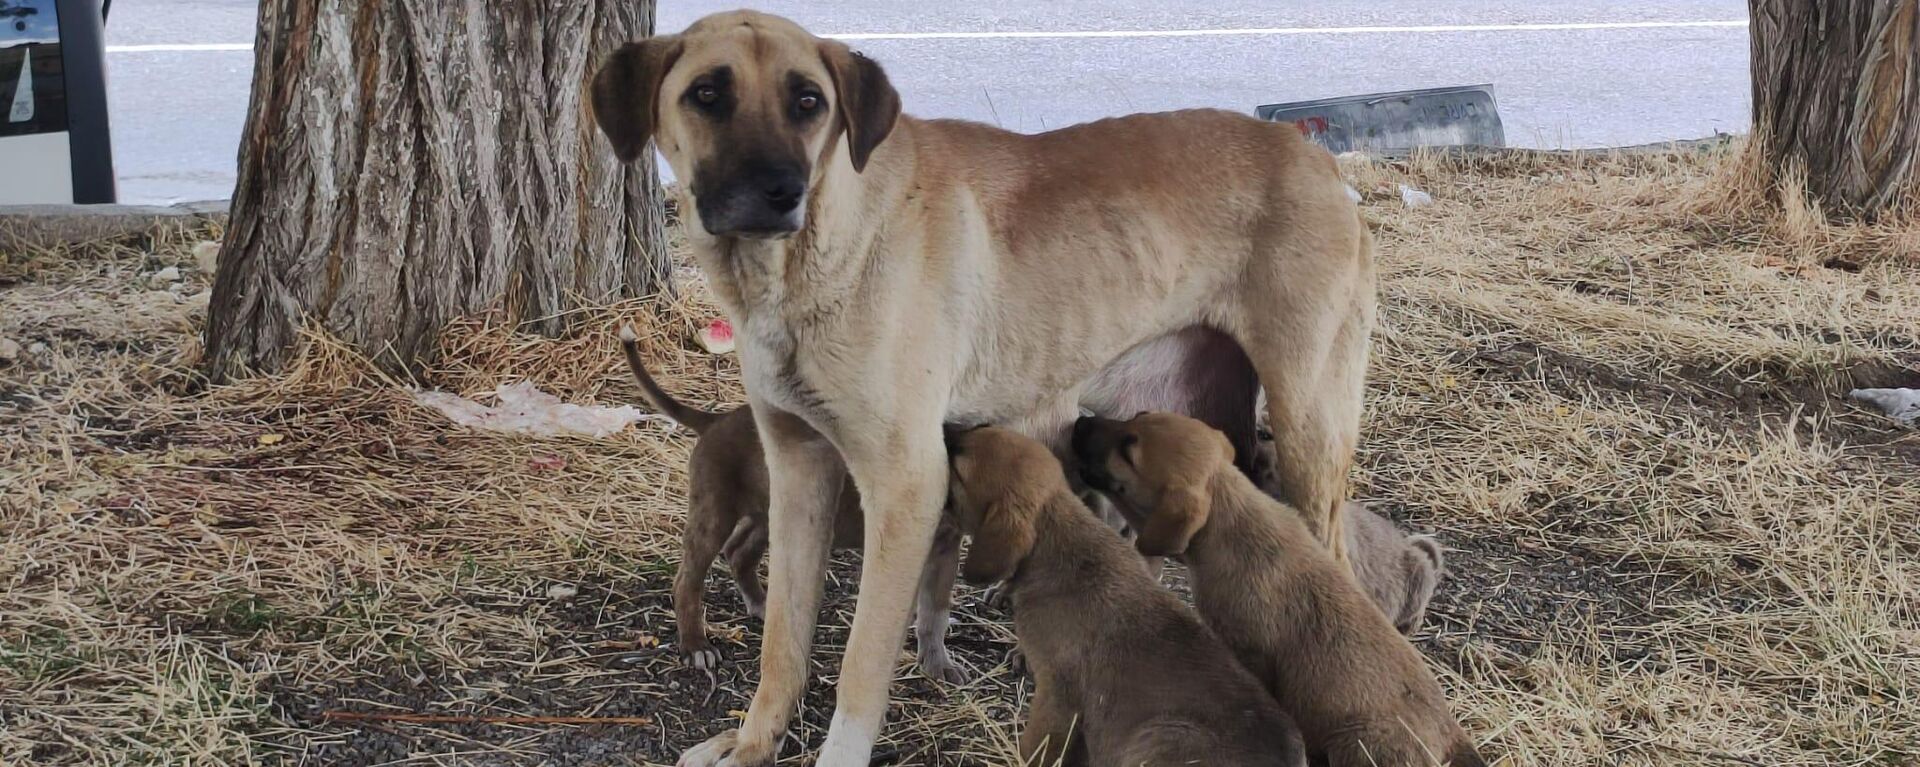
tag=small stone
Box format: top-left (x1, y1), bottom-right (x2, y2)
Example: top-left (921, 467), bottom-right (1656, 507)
top-left (0, 337), bottom-right (19, 363)
top-left (27, 342), bottom-right (49, 356)
top-left (1398, 184), bottom-right (1434, 209)
top-left (147, 266), bottom-right (182, 288)
top-left (546, 583), bottom-right (578, 600)
top-left (191, 241), bottom-right (221, 273)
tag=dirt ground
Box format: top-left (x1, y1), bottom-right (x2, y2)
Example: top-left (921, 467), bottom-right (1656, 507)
top-left (3, 145), bottom-right (1917, 766)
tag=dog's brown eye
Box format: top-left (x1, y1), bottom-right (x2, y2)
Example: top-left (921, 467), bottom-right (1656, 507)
top-left (797, 94), bottom-right (821, 112)
top-left (695, 86), bottom-right (719, 104)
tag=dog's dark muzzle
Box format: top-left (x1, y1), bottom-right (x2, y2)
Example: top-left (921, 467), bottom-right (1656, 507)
top-left (693, 165), bottom-right (807, 238)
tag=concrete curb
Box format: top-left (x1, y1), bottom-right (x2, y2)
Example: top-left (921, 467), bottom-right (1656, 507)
top-left (0, 200), bottom-right (230, 252)
top-left (0, 136), bottom-right (1733, 252)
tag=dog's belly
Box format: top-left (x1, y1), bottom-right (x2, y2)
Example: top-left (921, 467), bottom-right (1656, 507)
top-left (949, 327), bottom-right (1259, 455)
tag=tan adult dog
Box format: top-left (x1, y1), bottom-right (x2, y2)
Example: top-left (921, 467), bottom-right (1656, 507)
top-left (590, 11), bottom-right (1374, 765)
top-left (1074, 413), bottom-right (1484, 766)
top-left (946, 424), bottom-right (1307, 767)
top-left (617, 326), bottom-right (967, 684)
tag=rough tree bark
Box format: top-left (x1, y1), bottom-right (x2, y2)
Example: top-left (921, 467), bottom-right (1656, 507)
top-left (1749, 0), bottom-right (1919, 217)
top-left (204, 1), bottom-right (671, 380)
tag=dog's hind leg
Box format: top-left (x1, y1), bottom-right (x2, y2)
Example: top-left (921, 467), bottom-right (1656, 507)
top-left (675, 493), bottom-right (736, 670)
top-left (1230, 229), bottom-right (1375, 564)
top-left (912, 517), bottom-right (967, 685)
top-left (679, 403), bottom-right (844, 767)
top-left (722, 516), bottom-right (770, 620)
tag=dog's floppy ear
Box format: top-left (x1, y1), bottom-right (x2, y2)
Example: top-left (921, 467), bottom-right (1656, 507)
top-left (962, 500), bottom-right (1035, 585)
top-left (1134, 484), bottom-right (1211, 557)
top-left (591, 36), bottom-right (684, 163)
top-left (819, 41), bottom-right (900, 172)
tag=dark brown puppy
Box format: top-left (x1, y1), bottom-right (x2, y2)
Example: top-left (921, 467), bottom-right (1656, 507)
top-left (620, 326), bottom-right (966, 683)
top-left (1252, 440), bottom-right (1443, 635)
top-left (1075, 413), bottom-right (1485, 767)
top-left (947, 424), bottom-right (1307, 767)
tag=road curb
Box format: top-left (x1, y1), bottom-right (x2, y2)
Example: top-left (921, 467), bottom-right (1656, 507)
top-left (0, 200), bottom-right (230, 253)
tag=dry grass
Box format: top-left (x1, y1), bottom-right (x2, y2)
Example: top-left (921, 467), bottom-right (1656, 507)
top-left (3, 142), bottom-right (1916, 766)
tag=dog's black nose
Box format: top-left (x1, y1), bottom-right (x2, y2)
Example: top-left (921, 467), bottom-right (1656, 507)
top-left (762, 177), bottom-right (805, 212)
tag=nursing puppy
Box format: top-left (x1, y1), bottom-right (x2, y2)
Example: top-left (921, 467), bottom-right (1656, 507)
top-left (620, 327), bottom-right (967, 683)
top-left (1251, 442), bottom-right (1444, 635)
top-left (1076, 413), bottom-right (1484, 766)
top-left (946, 424), bottom-right (1306, 767)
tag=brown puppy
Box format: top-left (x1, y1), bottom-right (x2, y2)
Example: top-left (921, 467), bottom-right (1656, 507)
top-left (1075, 413), bottom-right (1485, 767)
top-left (1251, 442), bottom-right (1443, 635)
top-left (946, 424), bottom-right (1307, 767)
top-left (620, 326), bottom-right (968, 683)
top-left (1344, 503), bottom-right (1444, 636)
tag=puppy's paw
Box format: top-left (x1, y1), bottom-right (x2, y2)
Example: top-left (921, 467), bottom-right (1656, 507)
top-left (742, 595), bottom-right (766, 621)
top-left (681, 642), bottom-right (723, 670)
top-left (918, 648), bottom-right (970, 686)
top-left (981, 582), bottom-right (1012, 611)
top-left (1005, 646), bottom-right (1028, 678)
top-left (677, 729), bottom-right (775, 767)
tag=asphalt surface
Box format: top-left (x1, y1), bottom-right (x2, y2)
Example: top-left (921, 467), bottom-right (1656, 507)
top-left (101, 1), bottom-right (1750, 204)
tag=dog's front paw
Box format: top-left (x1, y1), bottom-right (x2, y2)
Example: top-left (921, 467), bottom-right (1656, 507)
top-left (677, 729), bottom-right (775, 767)
top-left (742, 594), bottom-right (766, 621)
top-left (1005, 646), bottom-right (1028, 678)
top-left (680, 638), bottom-right (723, 670)
top-left (918, 647), bottom-right (970, 686)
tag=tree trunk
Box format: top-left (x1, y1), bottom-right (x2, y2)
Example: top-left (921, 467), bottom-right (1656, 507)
top-left (204, 1), bottom-right (670, 380)
top-left (1749, 0), bottom-right (1920, 217)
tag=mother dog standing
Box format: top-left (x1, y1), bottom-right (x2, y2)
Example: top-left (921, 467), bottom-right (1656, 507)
top-left (592, 11), bottom-right (1375, 766)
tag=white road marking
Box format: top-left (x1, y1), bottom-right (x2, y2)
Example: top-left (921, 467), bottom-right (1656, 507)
top-left (106, 19), bottom-right (1747, 54)
top-left (108, 43), bottom-right (252, 53)
top-left (827, 20), bottom-right (1749, 41)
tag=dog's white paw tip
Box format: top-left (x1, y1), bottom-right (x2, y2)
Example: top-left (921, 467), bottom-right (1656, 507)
top-left (677, 730), bottom-right (740, 767)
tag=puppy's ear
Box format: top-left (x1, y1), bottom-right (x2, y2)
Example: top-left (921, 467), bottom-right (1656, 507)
top-left (819, 41), bottom-right (900, 172)
top-left (962, 501), bottom-right (1035, 585)
top-left (1134, 484), bottom-right (1210, 557)
top-left (591, 36), bottom-right (684, 163)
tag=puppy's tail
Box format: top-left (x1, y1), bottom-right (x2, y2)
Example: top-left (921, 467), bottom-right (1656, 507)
top-left (1398, 533), bottom-right (1445, 635)
top-left (1408, 533), bottom-right (1445, 575)
top-left (620, 323), bottom-right (722, 434)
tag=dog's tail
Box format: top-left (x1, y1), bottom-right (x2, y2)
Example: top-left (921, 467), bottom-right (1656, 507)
top-left (619, 323), bottom-right (723, 434)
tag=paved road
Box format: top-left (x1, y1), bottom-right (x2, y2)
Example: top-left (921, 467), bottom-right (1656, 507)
top-left (101, 1), bottom-right (1751, 204)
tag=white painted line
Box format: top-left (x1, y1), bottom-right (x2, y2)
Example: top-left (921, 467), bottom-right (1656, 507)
top-left (106, 19), bottom-right (1748, 54)
top-left (825, 19), bottom-right (1750, 41)
top-left (108, 43), bottom-right (252, 53)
